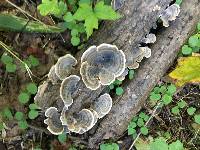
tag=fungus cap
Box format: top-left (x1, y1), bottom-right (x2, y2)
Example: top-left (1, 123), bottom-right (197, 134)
top-left (139, 47), bottom-right (152, 58)
top-left (44, 107), bottom-right (64, 135)
top-left (60, 75), bottom-right (80, 107)
top-left (141, 34), bottom-right (156, 44)
top-left (126, 47), bottom-right (144, 69)
top-left (61, 108), bottom-right (95, 134)
top-left (160, 4), bottom-right (180, 27)
top-left (91, 93), bottom-right (112, 118)
top-left (80, 43), bottom-right (126, 90)
top-left (48, 65), bottom-right (60, 84)
top-left (75, 109), bottom-right (95, 132)
top-left (55, 54), bottom-right (77, 80)
top-left (126, 46), bottom-right (152, 69)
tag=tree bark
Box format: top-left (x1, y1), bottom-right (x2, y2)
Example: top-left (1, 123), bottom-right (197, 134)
top-left (88, 0), bottom-right (200, 148)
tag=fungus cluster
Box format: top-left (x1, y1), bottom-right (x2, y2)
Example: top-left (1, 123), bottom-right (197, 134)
top-left (44, 93), bottom-right (112, 134)
top-left (42, 45), bottom-right (118, 134)
top-left (39, 43), bottom-right (154, 134)
top-left (36, 2), bottom-right (181, 136)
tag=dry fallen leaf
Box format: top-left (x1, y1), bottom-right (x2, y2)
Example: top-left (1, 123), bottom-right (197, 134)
top-left (169, 56), bottom-right (200, 86)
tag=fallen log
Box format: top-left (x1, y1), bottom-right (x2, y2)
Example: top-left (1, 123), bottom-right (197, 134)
top-left (88, 0), bottom-right (200, 148)
top-left (35, 0), bottom-right (172, 113)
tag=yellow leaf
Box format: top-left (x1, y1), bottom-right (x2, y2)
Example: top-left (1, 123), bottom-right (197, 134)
top-left (169, 56), bottom-right (200, 86)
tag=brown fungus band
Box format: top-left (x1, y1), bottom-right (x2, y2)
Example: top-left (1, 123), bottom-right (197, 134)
top-left (80, 43), bottom-right (126, 90)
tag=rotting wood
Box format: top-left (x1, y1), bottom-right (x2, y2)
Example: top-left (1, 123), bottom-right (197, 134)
top-left (88, 0), bottom-right (200, 148)
top-left (35, 0), bottom-right (172, 113)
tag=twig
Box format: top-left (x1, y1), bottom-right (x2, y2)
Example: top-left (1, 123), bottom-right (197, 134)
top-left (6, 0), bottom-right (43, 24)
top-left (189, 129), bottom-right (200, 144)
top-left (0, 41), bottom-right (39, 82)
top-left (128, 102), bottom-right (162, 150)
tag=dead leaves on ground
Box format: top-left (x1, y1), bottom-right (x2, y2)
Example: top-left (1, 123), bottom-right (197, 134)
top-left (169, 56), bottom-right (200, 86)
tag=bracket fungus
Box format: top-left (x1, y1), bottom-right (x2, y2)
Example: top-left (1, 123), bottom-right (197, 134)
top-left (159, 4), bottom-right (180, 27)
top-left (91, 93), bottom-right (112, 119)
top-left (141, 33), bottom-right (157, 44)
top-left (59, 93), bottom-right (112, 134)
top-left (44, 107), bottom-right (64, 135)
top-left (126, 46), bottom-right (152, 69)
top-left (140, 47), bottom-right (152, 59)
top-left (60, 75), bottom-right (80, 107)
top-left (55, 54), bottom-right (77, 80)
top-left (80, 43), bottom-right (126, 90)
top-left (60, 108), bottom-right (95, 134)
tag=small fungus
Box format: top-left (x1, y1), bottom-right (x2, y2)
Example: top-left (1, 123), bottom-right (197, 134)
top-left (80, 43), bottom-right (126, 90)
top-left (44, 107), bottom-right (64, 135)
top-left (159, 4), bottom-right (180, 27)
top-left (55, 54), bottom-right (77, 80)
top-left (60, 75), bottom-right (80, 107)
top-left (153, 5), bottom-right (161, 11)
top-left (139, 47), bottom-right (152, 58)
top-left (48, 65), bottom-right (60, 84)
top-left (75, 109), bottom-right (95, 132)
top-left (91, 93), bottom-right (112, 118)
top-left (126, 46), bottom-right (151, 69)
top-left (141, 34), bottom-right (157, 44)
top-left (60, 108), bottom-right (95, 134)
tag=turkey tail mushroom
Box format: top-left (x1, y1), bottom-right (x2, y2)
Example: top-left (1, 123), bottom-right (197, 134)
top-left (126, 46), bottom-right (152, 69)
top-left (60, 108), bottom-right (95, 134)
top-left (44, 107), bottom-right (64, 135)
top-left (80, 43), bottom-right (126, 90)
top-left (141, 33), bottom-right (157, 44)
top-left (55, 54), bottom-right (77, 80)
